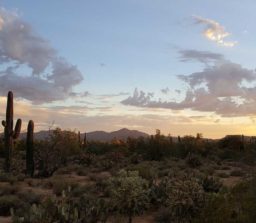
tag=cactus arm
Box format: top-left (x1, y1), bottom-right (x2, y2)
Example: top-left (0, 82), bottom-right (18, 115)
top-left (13, 119), bottom-right (22, 139)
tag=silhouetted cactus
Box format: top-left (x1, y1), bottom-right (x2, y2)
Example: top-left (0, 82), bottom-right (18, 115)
top-left (1, 91), bottom-right (22, 172)
top-left (78, 131), bottom-right (81, 148)
top-left (83, 132), bottom-right (87, 149)
top-left (26, 120), bottom-right (34, 177)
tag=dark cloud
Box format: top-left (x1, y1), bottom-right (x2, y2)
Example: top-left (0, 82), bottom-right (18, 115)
top-left (161, 87), bottom-right (170, 94)
top-left (122, 51), bottom-right (256, 117)
top-left (178, 49), bottom-right (224, 64)
top-left (0, 8), bottom-right (83, 104)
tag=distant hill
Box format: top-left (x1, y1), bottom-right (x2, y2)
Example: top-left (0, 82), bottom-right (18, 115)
top-left (17, 128), bottom-right (149, 142)
top-left (85, 128), bottom-right (149, 142)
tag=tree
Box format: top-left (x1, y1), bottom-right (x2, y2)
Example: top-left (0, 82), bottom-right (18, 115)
top-left (107, 170), bottom-right (149, 223)
top-left (35, 128), bottom-right (81, 177)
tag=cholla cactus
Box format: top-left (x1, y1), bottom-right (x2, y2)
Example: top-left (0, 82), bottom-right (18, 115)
top-left (1, 91), bottom-right (22, 172)
top-left (161, 175), bottom-right (205, 222)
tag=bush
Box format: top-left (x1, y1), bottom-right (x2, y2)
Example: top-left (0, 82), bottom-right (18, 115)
top-left (201, 176), bottom-right (222, 193)
top-left (158, 175), bottom-right (205, 222)
top-left (34, 128), bottom-right (81, 177)
top-left (155, 207), bottom-right (172, 223)
top-left (0, 184), bottom-right (18, 196)
top-left (107, 170), bottom-right (150, 223)
top-left (17, 190), bottom-right (41, 205)
top-left (51, 178), bottom-right (77, 196)
top-left (194, 177), bottom-right (256, 223)
top-left (230, 169), bottom-right (244, 177)
top-left (0, 195), bottom-right (24, 216)
top-left (186, 154), bottom-right (202, 168)
top-left (217, 172), bottom-right (229, 178)
top-left (0, 173), bottom-right (17, 184)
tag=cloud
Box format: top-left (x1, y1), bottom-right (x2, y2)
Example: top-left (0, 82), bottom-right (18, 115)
top-left (192, 15), bottom-right (237, 47)
top-left (178, 49), bottom-right (224, 64)
top-left (161, 87), bottom-right (170, 94)
top-left (122, 50), bottom-right (256, 117)
top-left (0, 8), bottom-right (83, 104)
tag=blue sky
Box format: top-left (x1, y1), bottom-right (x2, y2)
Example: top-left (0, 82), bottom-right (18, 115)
top-left (0, 0), bottom-right (256, 138)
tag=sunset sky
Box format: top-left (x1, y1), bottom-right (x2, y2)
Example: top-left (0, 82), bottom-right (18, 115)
top-left (0, 0), bottom-right (256, 138)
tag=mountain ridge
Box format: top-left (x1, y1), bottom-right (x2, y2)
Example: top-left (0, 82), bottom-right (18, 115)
top-left (15, 128), bottom-right (149, 142)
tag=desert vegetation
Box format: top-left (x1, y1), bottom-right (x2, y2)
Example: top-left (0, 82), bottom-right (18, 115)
top-left (1, 91), bottom-right (256, 223)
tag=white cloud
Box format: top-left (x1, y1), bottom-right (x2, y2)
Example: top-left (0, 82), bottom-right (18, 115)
top-left (122, 50), bottom-right (256, 117)
top-left (0, 8), bottom-right (83, 104)
top-left (192, 15), bottom-right (237, 47)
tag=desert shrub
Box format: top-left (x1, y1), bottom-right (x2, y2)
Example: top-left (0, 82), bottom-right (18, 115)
top-left (200, 176), bottom-right (222, 193)
top-left (130, 163), bottom-right (157, 183)
top-left (17, 190), bottom-right (41, 205)
top-left (12, 189), bottom-right (110, 223)
top-left (186, 154), bottom-right (202, 168)
top-left (219, 135), bottom-right (244, 151)
top-left (157, 175), bottom-right (205, 222)
top-left (34, 128), bottom-right (81, 177)
top-left (76, 168), bottom-right (87, 176)
top-left (0, 173), bottom-right (17, 184)
top-left (194, 177), bottom-right (256, 223)
top-left (230, 169), bottom-right (244, 177)
top-left (155, 207), bottom-right (172, 223)
top-left (51, 178), bottom-right (78, 196)
top-left (217, 172), bottom-right (230, 178)
top-left (145, 132), bottom-right (172, 161)
top-left (202, 166), bottom-right (215, 175)
top-left (0, 195), bottom-right (25, 216)
top-left (78, 152), bottom-right (96, 166)
top-left (0, 184), bottom-right (18, 196)
top-left (107, 170), bottom-right (150, 223)
top-left (220, 165), bottom-right (230, 170)
top-left (71, 185), bottom-right (91, 197)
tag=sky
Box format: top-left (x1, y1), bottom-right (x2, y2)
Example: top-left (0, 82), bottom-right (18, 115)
top-left (0, 0), bottom-right (256, 138)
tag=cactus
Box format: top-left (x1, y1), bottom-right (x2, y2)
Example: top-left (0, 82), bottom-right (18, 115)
top-left (1, 91), bottom-right (22, 172)
top-left (83, 132), bottom-right (87, 149)
top-left (26, 120), bottom-right (34, 177)
top-left (78, 131), bottom-right (81, 147)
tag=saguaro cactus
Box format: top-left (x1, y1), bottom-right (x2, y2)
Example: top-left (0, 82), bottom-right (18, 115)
top-left (26, 120), bottom-right (34, 177)
top-left (1, 91), bottom-right (22, 172)
top-left (78, 131), bottom-right (81, 147)
top-left (83, 132), bottom-right (87, 149)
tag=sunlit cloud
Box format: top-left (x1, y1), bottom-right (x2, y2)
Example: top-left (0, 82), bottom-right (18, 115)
top-left (192, 15), bottom-right (237, 47)
top-left (0, 15), bottom-right (4, 30)
top-left (122, 50), bottom-right (256, 117)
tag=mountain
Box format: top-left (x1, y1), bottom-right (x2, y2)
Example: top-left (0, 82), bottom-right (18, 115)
top-left (86, 128), bottom-right (149, 142)
top-left (17, 128), bottom-right (149, 142)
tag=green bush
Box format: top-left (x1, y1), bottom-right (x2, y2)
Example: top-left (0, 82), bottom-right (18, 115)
top-left (194, 177), bottom-right (256, 223)
top-left (107, 170), bottom-right (150, 223)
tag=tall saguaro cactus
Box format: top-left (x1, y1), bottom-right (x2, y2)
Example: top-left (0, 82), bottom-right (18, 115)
top-left (83, 132), bottom-right (87, 149)
top-left (26, 120), bottom-right (34, 177)
top-left (1, 91), bottom-right (22, 172)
